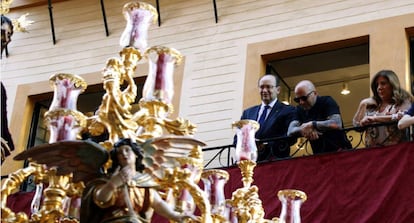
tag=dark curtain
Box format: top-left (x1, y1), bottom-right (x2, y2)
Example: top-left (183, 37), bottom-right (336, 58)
top-left (1, 82), bottom-right (15, 163)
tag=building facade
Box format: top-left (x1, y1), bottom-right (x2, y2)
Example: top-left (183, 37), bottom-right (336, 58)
top-left (1, 0), bottom-right (414, 174)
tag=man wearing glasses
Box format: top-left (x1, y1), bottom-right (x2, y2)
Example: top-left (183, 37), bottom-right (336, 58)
top-left (236, 74), bottom-right (296, 161)
top-left (287, 80), bottom-right (351, 154)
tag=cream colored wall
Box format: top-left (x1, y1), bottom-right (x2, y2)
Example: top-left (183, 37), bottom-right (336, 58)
top-left (1, 0), bottom-right (414, 174)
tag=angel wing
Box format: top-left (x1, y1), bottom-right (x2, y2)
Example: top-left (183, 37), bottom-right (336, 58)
top-left (141, 135), bottom-right (206, 179)
top-left (14, 140), bottom-right (109, 183)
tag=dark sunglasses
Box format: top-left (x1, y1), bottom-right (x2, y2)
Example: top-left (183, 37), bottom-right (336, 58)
top-left (293, 91), bottom-right (314, 103)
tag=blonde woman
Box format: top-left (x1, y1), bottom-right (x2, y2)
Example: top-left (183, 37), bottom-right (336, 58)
top-left (353, 70), bottom-right (412, 147)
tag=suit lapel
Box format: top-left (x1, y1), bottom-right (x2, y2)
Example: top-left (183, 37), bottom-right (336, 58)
top-left (253, 105), bottom-right (261, 120)
top-left (266, 101), bottom-right (281, 125)
top-left (254, 105), bottom-right (266, 136)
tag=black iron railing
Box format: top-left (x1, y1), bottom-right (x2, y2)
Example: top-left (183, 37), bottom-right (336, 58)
top-left (202, 122), bottom-right (413, 169)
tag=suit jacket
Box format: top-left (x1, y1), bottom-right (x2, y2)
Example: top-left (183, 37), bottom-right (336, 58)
top-left (237, 100), bottom-right (296, 160)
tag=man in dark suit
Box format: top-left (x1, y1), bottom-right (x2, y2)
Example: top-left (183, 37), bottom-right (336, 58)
top-left (236, 74), bottom-right (296, 161)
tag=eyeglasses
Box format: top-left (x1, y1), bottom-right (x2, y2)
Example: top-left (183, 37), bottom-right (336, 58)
top-left (293, 91), bottom-right (314, 103)
top-left (259, 85), bottom-right (275, 90)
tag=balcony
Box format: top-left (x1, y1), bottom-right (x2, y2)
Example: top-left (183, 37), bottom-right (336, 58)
top-left (5, 123), bottom-right (414, 222)
top-left (202, 122), bottom-right (414, 169)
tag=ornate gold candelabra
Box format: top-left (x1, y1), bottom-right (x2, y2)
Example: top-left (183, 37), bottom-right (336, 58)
top-left (277, 189), bottom-right (307, 223)
top-left (1, 1), bottom-right (307, 223)
top-left (201, 169), bottom-right (229, 223)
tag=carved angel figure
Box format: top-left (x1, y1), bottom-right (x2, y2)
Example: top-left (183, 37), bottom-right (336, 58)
top-left (81, 138), bottom-right (194, 223)
top-left (14, 138), bottom-right (197, 223)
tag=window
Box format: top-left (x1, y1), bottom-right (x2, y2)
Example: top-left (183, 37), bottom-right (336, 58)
top-left (265, 64), bottom-right (291, 105)
top-left (267, 42), bottom-right (370, 128)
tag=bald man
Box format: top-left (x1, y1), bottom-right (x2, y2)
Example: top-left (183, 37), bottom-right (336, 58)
top-left (287, 80), bottom-right (351, 154)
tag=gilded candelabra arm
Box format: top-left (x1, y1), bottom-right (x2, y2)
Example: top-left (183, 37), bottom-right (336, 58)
top-left (229, 188), bottom-right (250, 223)
top-left (34, 168), bottom-right (75, 223)
top-left (238, 160), bottom-right (256, 188)
top-left (230, 160), bottom-right (271, 223)
top-left (65, 181), bottom-right (85, 198)
top-left (177, 180), bottom-right (212, 223)
top-left (245, 186), bottom-right (265, 222)
top-left (60, 182), bottom-right (84, 223)
top-left (229, 186), bottom-right (266, 223)
top-left (134, 100), bottom-right (172, 139)
top-left (1, 162), bottom-right (46, 223)
top-left (119, 47), bottom-right (140, 104)
top-left (96, 57), bottom-right (139, 144)
top-left (86, 115), bottom-right (106, 136)
top-left (101, 58), bottom-right (129, 112)
top-left (164, 117), bottom-right (198, 136)
top-left (159, 167), bottom-right (211, 223)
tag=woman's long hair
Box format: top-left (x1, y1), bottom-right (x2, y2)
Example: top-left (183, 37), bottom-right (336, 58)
top-left (370, 70), bottom-right (413, 106)
top-left (109, 138), bottom-right (145, 173)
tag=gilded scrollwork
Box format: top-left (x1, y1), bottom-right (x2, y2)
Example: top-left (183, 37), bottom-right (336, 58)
top-left (164, 117), bottom-right (197, 136)
top-left (95, 56), bottom-right (138, 144)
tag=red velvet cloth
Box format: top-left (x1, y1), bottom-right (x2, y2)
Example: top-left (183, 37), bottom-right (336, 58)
top-left (221, 141), bottom-right (414, 223)
top-left (6, 191), bottom-right (35, 216)
top-left (154, 142), bottom-right (414, 222)
top-left (6, 142), bottom-right (414, 222)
